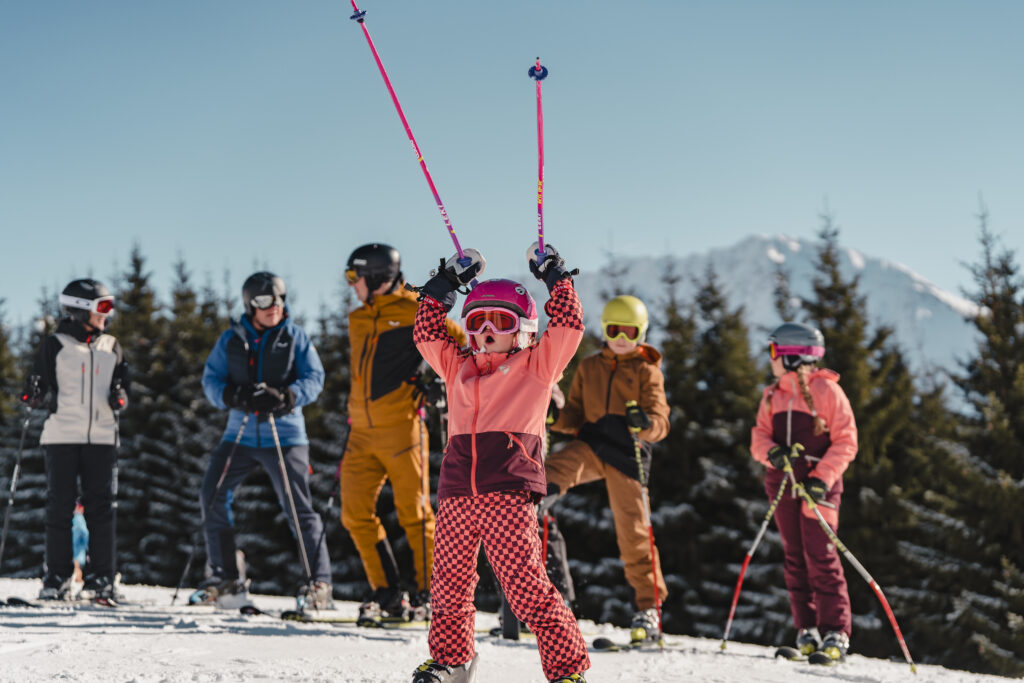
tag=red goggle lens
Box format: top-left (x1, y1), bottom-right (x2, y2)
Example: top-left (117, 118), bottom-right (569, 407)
top-left (94, 298), bottom-right (115, 314)
top-left (603, 323), bottom-right (640, 342)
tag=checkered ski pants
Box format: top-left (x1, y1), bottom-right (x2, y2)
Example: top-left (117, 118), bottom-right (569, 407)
top-left (429, 491), bottom-right (590, 680)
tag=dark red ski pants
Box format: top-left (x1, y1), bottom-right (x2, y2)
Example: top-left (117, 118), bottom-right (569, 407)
top-left (429, 491), bottom-right (590, 680)
top-left (766, 468), bottom-right (852, 636)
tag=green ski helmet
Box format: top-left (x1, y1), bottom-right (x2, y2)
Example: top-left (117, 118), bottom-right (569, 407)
top-left (601, 295), bottom-right (649, 343)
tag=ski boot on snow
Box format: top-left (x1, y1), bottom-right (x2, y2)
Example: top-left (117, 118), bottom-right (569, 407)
top-left (629, 607), bottom-right (661, 644)
top-left (808, 631), bottom-right (849, 665)
top-left (358, 586), bottom-right (412, 625)
top-left (411, 654), bottom-right (478, 682)
top-left (409, 590), bottom-right (431, 622)
top-left (188, 575), bottom-right (252, 608)
top-left (549, 675), bottom-right (586, 683)
top-left (795, 627), bottom-right (822, 656)
top-left (79, 574), bottom-right (124, 603)
top-left (296, 581), bottom-right (334, 611)
top-left (38, 574), bottom-right (72, 601)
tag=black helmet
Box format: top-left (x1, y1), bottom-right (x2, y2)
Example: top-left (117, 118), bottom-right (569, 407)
top-left (60, 279), bottom-right (115, 323)
top-left (346, 243), bottom-right (402, 293)
top-left (242, 271), bottom-right (287, 317)
top-left (768, 322), bottom-right (825, 371)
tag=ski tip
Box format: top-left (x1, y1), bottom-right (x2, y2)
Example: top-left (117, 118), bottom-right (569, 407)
top-left (591, 637), bottom-right (618, 651)
top-left (774, 646), bottom-right (805, 661)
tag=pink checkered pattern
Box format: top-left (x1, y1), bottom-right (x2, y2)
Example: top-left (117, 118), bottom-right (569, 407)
top-left (428, 491), bottom-right (590, 680)
top-left (545, 281), bottom-right (584, 330)
top-left (413, 297), bottom-right (452, 344)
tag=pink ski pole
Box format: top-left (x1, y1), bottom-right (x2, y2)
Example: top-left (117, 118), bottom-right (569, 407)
top-left (528, 58), bottom-right (549, 263)
top-left (350, 2), bottom-right (470, 266)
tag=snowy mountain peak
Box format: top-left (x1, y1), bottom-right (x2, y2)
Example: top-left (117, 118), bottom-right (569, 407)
top-left (561, 234), bottom-right (979, 376)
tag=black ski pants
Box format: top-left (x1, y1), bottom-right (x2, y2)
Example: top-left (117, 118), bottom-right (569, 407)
top-left (44, 444), bottom-right (117, 581)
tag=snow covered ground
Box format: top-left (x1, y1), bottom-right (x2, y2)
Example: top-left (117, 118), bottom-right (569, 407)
top-left (0, 577), bottom-right (994, 682)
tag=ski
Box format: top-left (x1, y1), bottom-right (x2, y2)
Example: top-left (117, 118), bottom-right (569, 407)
top-left (808, 651), bottom-right (844, 666)
top-left (591, 636), bottom-right (665, 652)
top-left (3, 595), bottom-right (144, 609)
top-left (774, 646), bottom-right (808, 662)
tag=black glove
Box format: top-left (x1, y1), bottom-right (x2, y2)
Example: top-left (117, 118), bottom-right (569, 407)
top-left (109, 386), bottom-right (128, 412)
top-left (625, 403), bottom-right (651, 431)
top-left (804, 477), bottom-right (829, 502)
top-left (411, 376), bottom-right (445, 407)
top-left (546, 399), bottom-right (560, 426)
top-left (223, 383), bottom-right (257, 412)
top-left (21, 375), bottom-right (42, 408)
top-left (527, 242), bottom-right (573, 292)
top-left (250, 385), bottom-right (292, 416)
top-left (767, 445), bottom-right (789, 469)
top-left (537, 482), bottom-right (561, 517)
top-left (417, 249), bottom-right (486, 310)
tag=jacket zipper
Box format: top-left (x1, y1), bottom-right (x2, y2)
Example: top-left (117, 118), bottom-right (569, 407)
top-left (470, 375), bottom-right (481, 496)
top-left (604, 358), bottom-right (618, 414)
top-left (359, 309), bottom-right (378, 428)
top-left (86, 346), bottom-right (95, 444)
top-left (254, 332), bottom-right (265, 448)
top-left (505, 431), bottom-right (541, 470)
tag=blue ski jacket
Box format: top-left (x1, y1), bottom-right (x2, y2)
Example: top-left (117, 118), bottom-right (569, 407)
top-left (202, 313), bottom-right (324, 448)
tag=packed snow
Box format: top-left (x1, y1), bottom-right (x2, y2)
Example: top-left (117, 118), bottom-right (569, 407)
top-left (0, 578), bottom-right (996, 682)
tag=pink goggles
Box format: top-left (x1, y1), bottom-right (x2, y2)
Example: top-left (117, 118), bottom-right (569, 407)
top-left (769, 343), bottom-right (825, 360)
top-left (465, 307), bottom-right (520, 335)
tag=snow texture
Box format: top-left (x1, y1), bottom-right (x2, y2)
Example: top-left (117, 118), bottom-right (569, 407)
top-left (0, 577), bottom-right (998, 682)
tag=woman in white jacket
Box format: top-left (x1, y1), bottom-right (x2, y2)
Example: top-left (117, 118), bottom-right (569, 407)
top-left (22, 279), bottom-right (128, 602)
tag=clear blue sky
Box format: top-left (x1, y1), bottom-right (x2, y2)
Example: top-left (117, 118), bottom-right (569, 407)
top-left (2, 1), bottom-right (1022, 327)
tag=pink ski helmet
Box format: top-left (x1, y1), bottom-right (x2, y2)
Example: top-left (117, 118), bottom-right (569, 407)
top-left (461, 279), bottom-right (538, 350)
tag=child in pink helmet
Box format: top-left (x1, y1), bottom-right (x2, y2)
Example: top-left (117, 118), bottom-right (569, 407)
top-left (409, 244), bottom-right (590, 683)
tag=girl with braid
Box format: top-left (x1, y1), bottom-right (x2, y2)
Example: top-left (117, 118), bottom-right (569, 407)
top-left (750, 322), bottom-right (858, 663)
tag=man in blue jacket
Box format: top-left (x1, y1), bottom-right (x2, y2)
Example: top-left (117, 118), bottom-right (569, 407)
top-left (195, 271), bottom-right (331, 608)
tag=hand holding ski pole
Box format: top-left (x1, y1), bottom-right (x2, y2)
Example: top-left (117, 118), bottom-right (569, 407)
top-left (527, 242), bottom-right (575, 292)
top-left (781, 450), bottom-right (917, 672)
top-left (416, 249), bottom-right (486, 309)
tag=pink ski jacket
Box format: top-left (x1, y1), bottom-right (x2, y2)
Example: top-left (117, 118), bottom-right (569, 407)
top-left (413, 280), bottom-right (585, 500)
top-left (750, 368), bottom-right (858, 491)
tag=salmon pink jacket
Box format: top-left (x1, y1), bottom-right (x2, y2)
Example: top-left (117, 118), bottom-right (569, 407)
top-left (414, 280), bottom-right (585, 500)
top-left (750, 368), bottom-right (858, 491)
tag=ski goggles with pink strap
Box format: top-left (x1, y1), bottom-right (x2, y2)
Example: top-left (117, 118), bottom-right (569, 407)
top-left (769, 342), bottom-right (825, 360)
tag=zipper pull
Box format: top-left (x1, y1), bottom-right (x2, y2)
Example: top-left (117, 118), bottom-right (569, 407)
top-left (507, 433), bottom-right (514, 449)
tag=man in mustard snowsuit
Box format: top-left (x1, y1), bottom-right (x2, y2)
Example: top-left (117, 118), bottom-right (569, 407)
top-left (343, 243), bottom-right (466, 622)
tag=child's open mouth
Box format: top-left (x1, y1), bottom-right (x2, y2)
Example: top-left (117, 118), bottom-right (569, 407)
top-left (485, 334), bottom-right (496, 346)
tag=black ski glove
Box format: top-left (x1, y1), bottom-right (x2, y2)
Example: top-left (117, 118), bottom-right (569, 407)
top-left (804, 477), bottom-right (829, 502)
top-left (527, 242), bottom-right (574, 292)
top-left (416, 248), bottom-right (486, 311)
top-left (767, 445), bottom-right (789, 469)
top-left (411, 376), bottom-right (445, 407)
top-left (250, 385), bottom-right (291, 417)
top-left (546, 399), bottom-right (560, 426)
top-left (21, 375), bottom-right (42, 408)
top-left (223, 383), bottom-right (257, 412)
top-left (625, 403), bottom-right (652, 431)
top-left (109, 386), bottom-right (128, 412)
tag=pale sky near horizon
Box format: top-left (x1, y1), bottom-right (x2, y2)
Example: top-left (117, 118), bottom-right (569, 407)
top-left (2, 1), bottom-right (1022, 327)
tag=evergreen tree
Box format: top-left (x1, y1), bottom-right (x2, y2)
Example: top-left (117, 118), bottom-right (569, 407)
top-left (144, 261), bottom-right (228, 586)
top-left (650, 266), bottom-right (778, 641)
top-left (111, 246), bottom-right (165, 582)
top-left (0, 292), bottom-right (60, 577)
